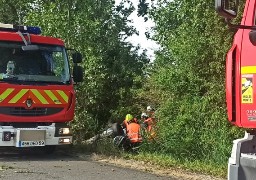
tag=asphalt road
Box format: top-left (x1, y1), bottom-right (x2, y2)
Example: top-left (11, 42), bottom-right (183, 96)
top-left (0, 147), bottom-right (173, 180)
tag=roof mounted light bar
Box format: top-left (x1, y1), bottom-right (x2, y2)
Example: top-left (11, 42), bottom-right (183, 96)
top-left (0, 23), bottom-right (41, 35)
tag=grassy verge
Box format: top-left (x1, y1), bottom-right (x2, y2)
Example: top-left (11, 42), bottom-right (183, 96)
top-left (71, 139), bottom-right (227, 178)
top-left (124, 152), bottom-right (227, 178)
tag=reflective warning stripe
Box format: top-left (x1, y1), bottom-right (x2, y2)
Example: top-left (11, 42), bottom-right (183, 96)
top-left (57, 90), bottom-right (68, 103)
top-left (44, 90), bottom-right (61, 104)
top-left (9, 89), bottom-right (28, 103)
top-left (0, 88), bottom-right (69, 105)
top-left (241, 66), bottom-right (256, 74)
top-left (0, 88), bottom-right (14, 102)
top-left (31, 89), bottom-right (48, 104)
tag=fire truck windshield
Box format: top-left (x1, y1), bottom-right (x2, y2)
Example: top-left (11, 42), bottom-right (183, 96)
top-left (0, 42), bottom-right (70, 84)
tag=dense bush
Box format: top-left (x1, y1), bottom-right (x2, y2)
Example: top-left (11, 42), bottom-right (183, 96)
top-left (140, 0), bottom-right (245, 165)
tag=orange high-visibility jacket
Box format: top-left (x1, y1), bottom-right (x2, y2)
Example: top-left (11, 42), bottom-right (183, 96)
top-left (122, 118), bottom-right (138, 129)
top-left (126, 122), bottom-right (142, 143)
top-left (144, 117), bottom-right (155, 132)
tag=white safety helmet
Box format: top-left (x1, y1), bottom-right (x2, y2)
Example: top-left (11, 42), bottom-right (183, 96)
top-left (141, 112), bottom-right (148, 118)
top-left (146, 106), bottom-right (154, 112)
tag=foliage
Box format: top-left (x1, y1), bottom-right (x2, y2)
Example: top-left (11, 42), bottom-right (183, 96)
top-left (142, 0), bottom-right (244, 165)
top-left (0, 0), bottom-right (34, 24)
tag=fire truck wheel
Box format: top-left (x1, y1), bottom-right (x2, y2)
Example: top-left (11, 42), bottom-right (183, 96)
top-left (43, 145), bottom-right (56, 154)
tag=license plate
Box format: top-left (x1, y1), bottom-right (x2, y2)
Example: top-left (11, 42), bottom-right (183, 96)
top-left (16, 129), bottom-right (46, 147)
top-left (18, 140), bottom-right (45, 147)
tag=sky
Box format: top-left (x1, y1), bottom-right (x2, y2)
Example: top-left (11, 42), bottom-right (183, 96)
top-left (115, 0), bottom-right (159, 60)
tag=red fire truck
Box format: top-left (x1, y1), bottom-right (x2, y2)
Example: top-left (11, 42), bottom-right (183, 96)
top-left (0, 23), bottom-right (83, 153)
top-left (216, 0), bottom-right (256, 179)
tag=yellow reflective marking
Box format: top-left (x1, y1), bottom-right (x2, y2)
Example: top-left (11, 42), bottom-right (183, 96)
top-left (241, 66), bottom-right (256, 74)
top-left (0, 88), bottom-right (14, 102)
top-left (31, 89), bottom-right (48, 104)
top-left (9, 89), bottom-right (28, 103)
top-left (57, 90), bottom-right (68, 103)
top-left (44, 90), bottom-right (61, 104)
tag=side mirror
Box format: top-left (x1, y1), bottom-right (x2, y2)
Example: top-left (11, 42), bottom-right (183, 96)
top-left (215, 0), bottom-right (238, 19)
top-left (73, 65), bottom-right (83, 82)
top-left (72, 52), bottom-right (82, 63)
top-left (249, 31), bottom-right (256, 46)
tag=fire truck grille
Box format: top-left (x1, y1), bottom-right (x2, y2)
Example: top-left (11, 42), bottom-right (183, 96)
top-left (0, 107), bottom-right (63, 116)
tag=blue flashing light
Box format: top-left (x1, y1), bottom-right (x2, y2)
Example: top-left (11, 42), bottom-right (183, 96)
top-left (26, 26), bottom-right (41, 35)
top-left (0, 23), bottom-right (41, 35)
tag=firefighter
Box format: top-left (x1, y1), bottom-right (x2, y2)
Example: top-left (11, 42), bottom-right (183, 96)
top-left (144, 106), bottom-right (157, 141)
top-left (124, 114), bottom-right (142, 147)
top-left (145, 106), bottom-right (156, 131)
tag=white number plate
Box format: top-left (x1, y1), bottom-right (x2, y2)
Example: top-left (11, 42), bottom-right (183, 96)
top-left (18, 140), bottom-right (45, 147)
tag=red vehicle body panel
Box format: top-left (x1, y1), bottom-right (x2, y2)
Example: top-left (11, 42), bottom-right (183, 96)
top-left (0, 32), bottom-right (64, 46)
top-left (227, 0), bottom-right (256, 128)
top-left (0, 31), bottom-right (75, 123)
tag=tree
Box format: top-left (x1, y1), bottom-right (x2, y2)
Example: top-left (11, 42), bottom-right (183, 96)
top-left (24, 0), bottom-right (149, 140)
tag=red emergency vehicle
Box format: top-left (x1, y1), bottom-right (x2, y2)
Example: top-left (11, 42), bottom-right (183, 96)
top-left (216, 0), bottom-right (256, 179)
top-left (0, 23), bottom-right (83, 153)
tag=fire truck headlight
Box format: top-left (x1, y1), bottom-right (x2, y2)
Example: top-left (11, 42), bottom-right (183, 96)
top-left (59, 138), bottom-right (71, 144)
top-left (59, 128), bottom-right (71, 135)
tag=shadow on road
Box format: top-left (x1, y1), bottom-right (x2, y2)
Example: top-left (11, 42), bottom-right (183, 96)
top-left (0, 146), bottom-right (92, 162)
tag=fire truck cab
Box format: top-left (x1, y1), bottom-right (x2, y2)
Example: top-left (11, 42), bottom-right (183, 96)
top-left (0, 23), bottom-right (83, 153)
top-left (216, 0), bottom-right (256, 179)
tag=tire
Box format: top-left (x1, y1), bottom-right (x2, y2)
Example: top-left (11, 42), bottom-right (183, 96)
top-left (111, 123), bottom-right (124, 137)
